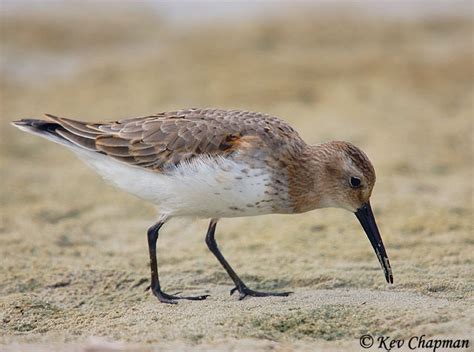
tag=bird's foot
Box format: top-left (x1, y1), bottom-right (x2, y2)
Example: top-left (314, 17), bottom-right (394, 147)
top-left (230, 283), bottom-right (292, 300)
top-left (147, 285), bottom-right (210, 304)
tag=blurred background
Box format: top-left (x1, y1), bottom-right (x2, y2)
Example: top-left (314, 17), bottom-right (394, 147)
top-left (1, 1), bottom-right (472, 351)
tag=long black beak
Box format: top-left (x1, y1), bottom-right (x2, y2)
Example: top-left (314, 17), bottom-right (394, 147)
top-left (355, 202), bottom-right (393, 284)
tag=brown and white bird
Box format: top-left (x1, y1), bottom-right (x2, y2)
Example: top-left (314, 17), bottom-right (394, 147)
top-left (13, 108), bottom-right (393, 304)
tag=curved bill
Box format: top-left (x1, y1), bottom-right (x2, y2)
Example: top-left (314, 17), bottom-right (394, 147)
top-left (355, 202), bottom-right (393, 284)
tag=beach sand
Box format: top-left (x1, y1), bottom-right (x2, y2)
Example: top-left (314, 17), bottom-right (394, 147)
top-left (0, 3), bottom-right (472, 351)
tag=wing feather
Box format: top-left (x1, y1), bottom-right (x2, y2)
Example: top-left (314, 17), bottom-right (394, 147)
top-left (38, 108), bottom-right (305, 172)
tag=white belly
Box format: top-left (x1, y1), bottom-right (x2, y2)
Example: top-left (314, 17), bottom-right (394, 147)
top-left (75, 150), bottom-right (275, 218)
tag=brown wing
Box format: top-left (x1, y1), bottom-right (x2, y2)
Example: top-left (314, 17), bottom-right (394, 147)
top-left (44, 108), bottom-right (305, 171)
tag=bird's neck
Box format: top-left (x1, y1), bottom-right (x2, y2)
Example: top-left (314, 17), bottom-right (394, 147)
top-left (287, 144), bottom-right (330, 213)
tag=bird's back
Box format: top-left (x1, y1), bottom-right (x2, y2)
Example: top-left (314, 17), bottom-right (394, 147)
top-left (16, 108), bottom-right (305, 170)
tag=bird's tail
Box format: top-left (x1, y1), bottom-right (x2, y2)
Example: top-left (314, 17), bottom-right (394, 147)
top-left (12, 118), bottom-right (73, 147)
top-left (12, 115), bottom-right (99, 151)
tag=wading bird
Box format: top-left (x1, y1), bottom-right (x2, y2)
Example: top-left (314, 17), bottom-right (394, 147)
top-left (13, 108), bottom-right (393, 304)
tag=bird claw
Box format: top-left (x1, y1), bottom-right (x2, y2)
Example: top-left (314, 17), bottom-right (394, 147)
top-left (230, 286), bottom-right (239, 295)
top-left (230, 283), bottom-right (292, 300)
top-left (151, 287), bottom-right (210, 304)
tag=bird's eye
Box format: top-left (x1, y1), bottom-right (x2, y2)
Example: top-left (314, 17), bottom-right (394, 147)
top-left (350, 176), bottom-right (362, 188)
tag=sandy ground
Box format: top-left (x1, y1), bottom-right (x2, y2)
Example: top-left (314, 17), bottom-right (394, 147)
top-left (0, 3), bottom-right (473, 351)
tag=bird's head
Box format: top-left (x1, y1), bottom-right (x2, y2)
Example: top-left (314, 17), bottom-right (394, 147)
top-left (317, 141), bottom-right (376, 212)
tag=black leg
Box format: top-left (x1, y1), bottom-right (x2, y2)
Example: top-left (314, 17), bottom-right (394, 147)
top-left (205, 219), bottom-right (292, 300)
top-left (147, 220), bottom-right (209, 304)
